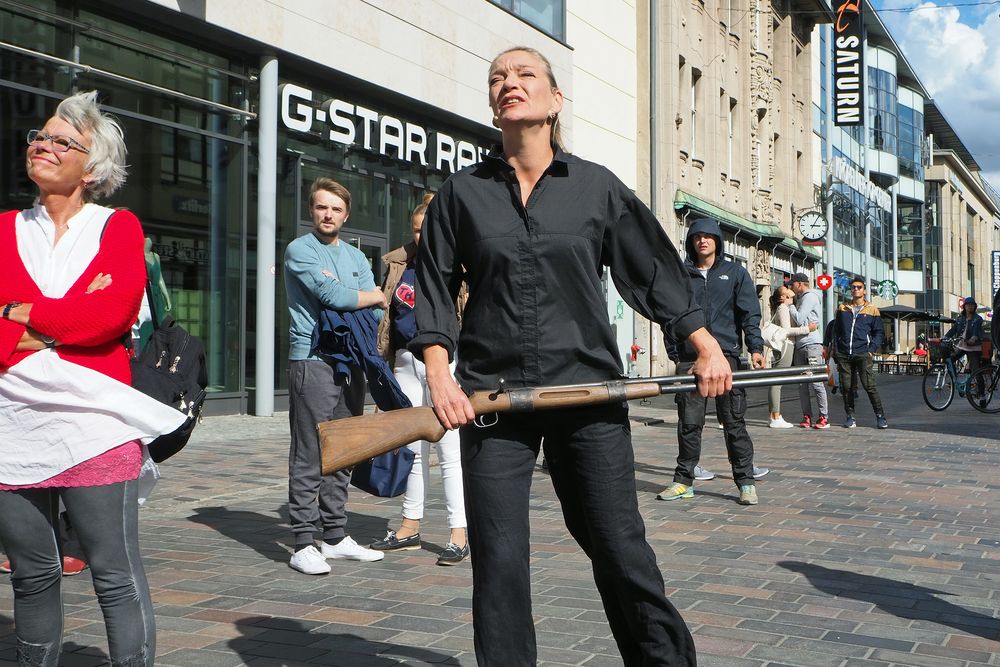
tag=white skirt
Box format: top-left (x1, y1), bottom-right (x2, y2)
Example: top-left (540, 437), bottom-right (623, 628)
top-left (0, 350), bottom-right (187, 486)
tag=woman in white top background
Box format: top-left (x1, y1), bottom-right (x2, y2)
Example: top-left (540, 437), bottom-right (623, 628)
top-left (767, 285), bottom-right (816, 428)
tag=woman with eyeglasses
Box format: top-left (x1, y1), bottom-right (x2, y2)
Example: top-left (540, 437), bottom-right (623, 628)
top-left (0, 91), bottom-right (183, 666)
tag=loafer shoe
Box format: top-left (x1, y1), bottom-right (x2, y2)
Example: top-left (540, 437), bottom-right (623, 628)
top-left (369, 530), bottom-right (421, 551)
top-left (289, 545), bottom-right (331, 575)
top-left (437, 542), bottom-right (470, 566)
top-left (320, 536), bottom-right (384, 561)
top-left (61, 556), bottom-right (88, 576)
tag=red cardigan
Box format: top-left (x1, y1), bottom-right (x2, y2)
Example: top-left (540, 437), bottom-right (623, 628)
top-left (0, 208), bottom-right (146, 381)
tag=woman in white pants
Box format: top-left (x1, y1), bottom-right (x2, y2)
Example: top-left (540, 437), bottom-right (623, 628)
top-left (371, 195), bottom-right (468, 565)
top-left (767, 285), bottom-right (815, 427)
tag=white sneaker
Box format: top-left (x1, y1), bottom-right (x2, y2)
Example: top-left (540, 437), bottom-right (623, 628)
top-left (769, 417), bottom-right (794, 429)
top-left (319, 536), bottom-right (385, 562)
top-left (289, 545), bottom-right (331, 575)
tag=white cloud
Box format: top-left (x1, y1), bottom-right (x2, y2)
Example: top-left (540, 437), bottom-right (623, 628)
top-left (881, 3), bottom-right (1000, 188)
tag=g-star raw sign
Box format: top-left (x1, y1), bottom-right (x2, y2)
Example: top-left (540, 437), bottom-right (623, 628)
top-left (832, 0), bottom-right (865, 127)
top-left (280, 83), bottom-right (487, 174)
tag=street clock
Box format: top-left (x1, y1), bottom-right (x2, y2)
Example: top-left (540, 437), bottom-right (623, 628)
top-left (797, 211), bottom-right (829, 241)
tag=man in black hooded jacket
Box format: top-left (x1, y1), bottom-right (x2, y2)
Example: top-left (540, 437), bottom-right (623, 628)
top-left (658, 218), bottom-right (765, 506)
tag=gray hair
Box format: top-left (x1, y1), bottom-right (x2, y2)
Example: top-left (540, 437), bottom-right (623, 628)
top-left (55, 91), bottom-right (127, 201)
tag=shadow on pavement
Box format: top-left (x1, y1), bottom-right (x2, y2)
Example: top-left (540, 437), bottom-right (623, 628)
top-left (187, 506), bottom-right (389, 564)
top-left (228, 615), bottom-right (461, 665)
top-left (0, 615), bottom-right (111, 665)
top-left (778, 561), bottom-right (1000, 641)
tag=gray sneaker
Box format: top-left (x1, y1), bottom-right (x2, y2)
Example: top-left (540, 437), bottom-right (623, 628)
top-left (752, 466), bottom-right (770, 479)
top-left (693, 465), bottom-right (716, 481)
top-left (876, 415), bottom-right (888, 429)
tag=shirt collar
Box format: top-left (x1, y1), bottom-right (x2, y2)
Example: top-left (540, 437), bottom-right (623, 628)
top-left (485, 145), bottom-right (572, 172)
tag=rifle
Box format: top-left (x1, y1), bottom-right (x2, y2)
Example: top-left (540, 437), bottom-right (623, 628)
top-left (319, 364), bottom-right (826, 475)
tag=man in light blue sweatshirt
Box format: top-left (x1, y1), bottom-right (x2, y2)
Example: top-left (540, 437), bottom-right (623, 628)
top-left (283, 178), bottom-right (388, 575)
top-left (789, 273), bottom-right (829, 429)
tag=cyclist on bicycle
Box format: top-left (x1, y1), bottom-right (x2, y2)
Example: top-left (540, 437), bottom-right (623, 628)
top-left (945, 297), bottom-right (984, 379)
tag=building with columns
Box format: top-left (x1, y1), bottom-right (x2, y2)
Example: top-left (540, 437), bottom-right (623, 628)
top-left (635, 0), bottom-right (831, 375)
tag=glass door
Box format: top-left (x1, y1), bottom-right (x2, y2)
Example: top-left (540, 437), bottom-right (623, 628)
top-left (344, 233), bottom-right (388, 288)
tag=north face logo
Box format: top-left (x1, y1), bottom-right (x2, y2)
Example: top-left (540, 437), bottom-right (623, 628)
top-left (718, 275), bottom-right (729, 280)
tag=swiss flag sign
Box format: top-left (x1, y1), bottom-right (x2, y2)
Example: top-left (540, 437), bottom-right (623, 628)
top-left (816, 274), bottom-right (833, 290)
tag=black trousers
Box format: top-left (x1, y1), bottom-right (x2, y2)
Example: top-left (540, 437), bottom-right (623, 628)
top-left (460, 403), bottom-right (696, 667)
top-left (833, 352), bottom-right (884, 416)
top-left (673, 357), bottom-right (755, 487)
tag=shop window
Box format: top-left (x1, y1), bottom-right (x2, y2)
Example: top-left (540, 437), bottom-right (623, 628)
top-left (897, 201), bottom-right (923, 272)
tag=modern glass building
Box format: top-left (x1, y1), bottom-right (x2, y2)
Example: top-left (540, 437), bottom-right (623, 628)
top-left (813, 10), bottom-right (927, 308)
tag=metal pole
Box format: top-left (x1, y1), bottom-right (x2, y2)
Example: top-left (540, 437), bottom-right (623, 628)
top-left (824, 25), bottom-right (836, 326)
top-left (254, 56), bottom-right (278, 416)
top-left (891, 184), bottom-right (901, 353)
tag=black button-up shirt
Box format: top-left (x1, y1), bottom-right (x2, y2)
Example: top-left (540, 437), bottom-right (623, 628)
top-left (410, 148), bottom-right (705, 391)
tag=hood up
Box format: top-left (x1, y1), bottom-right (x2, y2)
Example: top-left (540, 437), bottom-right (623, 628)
top-left (685, 217), bottom-right (724, 263)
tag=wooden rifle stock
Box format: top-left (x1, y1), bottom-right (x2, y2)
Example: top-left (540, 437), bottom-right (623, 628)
top-left (319, 365), bottom-right (826, 475)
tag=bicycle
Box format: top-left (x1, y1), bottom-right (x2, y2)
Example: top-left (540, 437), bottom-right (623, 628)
top-left (966, 356), bottom-right (1000, 413)
top-left (922, 338), bottom-right (971, 411)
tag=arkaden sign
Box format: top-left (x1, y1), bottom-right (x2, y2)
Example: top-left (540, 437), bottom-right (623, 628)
top-left (832, 0), bottom-right (865, 127)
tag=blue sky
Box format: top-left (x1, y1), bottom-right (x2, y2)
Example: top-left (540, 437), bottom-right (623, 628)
top-left (868, 1), bottom-right (1000, 190)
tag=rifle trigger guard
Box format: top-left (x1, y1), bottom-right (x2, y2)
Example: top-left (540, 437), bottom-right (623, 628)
top-left (474, 412), bottom-right (499, 428)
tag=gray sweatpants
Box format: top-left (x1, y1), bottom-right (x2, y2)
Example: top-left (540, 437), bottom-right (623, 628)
top-left (794, 343), bottom-right (828, 419)
top-left (288, 360), bottom-right (365, 547)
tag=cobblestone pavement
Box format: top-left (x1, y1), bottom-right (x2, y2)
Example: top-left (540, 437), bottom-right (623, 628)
top-left (0, 374), bottom-right (997, 666)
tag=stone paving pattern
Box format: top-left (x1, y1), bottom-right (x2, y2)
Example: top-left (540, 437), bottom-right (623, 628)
top-left (0, 374), bottom-right (997, 665)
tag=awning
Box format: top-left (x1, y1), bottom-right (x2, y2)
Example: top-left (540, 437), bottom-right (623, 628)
top-left (673, 190), bottom-right (822, 260)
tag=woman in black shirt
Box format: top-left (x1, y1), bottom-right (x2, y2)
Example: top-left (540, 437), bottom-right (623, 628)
top-left (411, 46), bottom-right (731, 666)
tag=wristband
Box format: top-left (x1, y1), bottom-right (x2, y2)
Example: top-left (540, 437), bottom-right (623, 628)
top-left (2, 302), bottom-right (21, 319)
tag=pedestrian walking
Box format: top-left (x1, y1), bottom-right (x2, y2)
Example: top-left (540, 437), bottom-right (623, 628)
top-left (370, 193), bottom-right (468, 566)
top-left (283, 177), bottom-right (388, 574)
top-left (411, 46), bottom-right (730, 666)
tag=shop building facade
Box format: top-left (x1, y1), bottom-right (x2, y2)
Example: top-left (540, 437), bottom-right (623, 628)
top-left (0, 0), bottom-right (641, 413)
top-left (922, 114), bottom-right (1000, 322)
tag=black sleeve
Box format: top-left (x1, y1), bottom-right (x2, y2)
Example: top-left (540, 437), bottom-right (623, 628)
top-left (602, 179), bottom-right (705, 342)
top-left (409, 182), bottom-right (462, 361)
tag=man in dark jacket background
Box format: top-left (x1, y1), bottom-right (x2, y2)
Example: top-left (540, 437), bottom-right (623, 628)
top-left (658, 218), bottom-right (765, 506)
top-left (829, 277), bottom-right (886, 429)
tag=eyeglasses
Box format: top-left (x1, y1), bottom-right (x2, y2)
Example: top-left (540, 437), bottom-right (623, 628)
top-left (26, 129), bottom-right (90, 154)
top-left (850, 285), bottom-right (865, 290)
